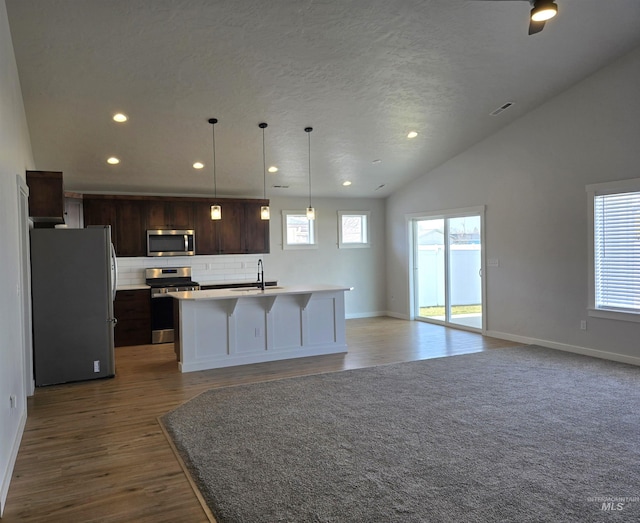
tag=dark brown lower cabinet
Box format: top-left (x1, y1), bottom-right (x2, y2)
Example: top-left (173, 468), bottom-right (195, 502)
top-left (114, 289), bottom-right (151, 347)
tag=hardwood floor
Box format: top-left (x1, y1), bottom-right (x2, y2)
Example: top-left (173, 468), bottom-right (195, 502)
top-left (3, 317), bottom-right (520, 522)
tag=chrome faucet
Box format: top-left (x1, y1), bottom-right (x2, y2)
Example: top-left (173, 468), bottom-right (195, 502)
top-left (257, 259), bottom-right (265, 291)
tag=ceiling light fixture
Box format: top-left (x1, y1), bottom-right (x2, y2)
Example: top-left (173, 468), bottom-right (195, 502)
top-left (342, 181), bottom-right (352, 187)
top-left (107, 157), bottom-right (120, 165)
top-left (259, 123), bottom-right (270, 221)
top-left (530, 1), bottom-right (557, 22)
top-left (193, 162), bottom-right (204, 169)
top-left (268, 166), bottom-right (278, 173)
top-left (305, 127), bottom-right (315, 221)
top-left (407, 131), bottom-right (418, 139)
top-left (208, 118), bottom-right (221, 221)
top-left (113, 113), bottom-right (128, 123)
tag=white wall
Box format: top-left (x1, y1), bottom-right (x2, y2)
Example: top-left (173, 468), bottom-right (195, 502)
top-left (386, 45), bottom-right (640, 362)
top-left (116, 195), bottom-right (386, 318)
top-left (0, 0), bottom-right (34, 514)
top-left (267, 196), bottom-right (386, 318)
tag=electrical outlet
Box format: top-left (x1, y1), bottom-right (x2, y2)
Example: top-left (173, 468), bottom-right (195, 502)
top-left (580, 320), bottom-right (587, 331)
top-left (94, 360), bottom-right (100, 373)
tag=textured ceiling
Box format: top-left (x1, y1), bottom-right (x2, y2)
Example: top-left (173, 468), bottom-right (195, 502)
top-left (6, 0), bottom-right (640, 199)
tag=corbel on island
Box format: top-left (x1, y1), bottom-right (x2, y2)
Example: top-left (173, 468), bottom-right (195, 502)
top-left (171, 284), bottom-right (351, 372)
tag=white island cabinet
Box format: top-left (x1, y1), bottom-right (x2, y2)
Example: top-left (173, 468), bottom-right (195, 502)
top-left (171, 285), bottom-right (351, 372)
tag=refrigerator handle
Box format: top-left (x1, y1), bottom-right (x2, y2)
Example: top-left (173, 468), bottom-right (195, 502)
top-left (110, 242), bottom-right (118, 301)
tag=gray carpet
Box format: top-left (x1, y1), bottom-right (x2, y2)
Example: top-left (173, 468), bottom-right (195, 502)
top-left (160, 346), bottom-right (640, 522)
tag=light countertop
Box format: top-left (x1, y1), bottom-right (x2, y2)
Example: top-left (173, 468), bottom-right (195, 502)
top-left (170, 284), bottom-right (352, 301)
top-left (116, 284), bottom-right (150, 291)
top-left (116, 280), bottom-right (276, 292)
top-left (198, 279), bottom-right (277, 288)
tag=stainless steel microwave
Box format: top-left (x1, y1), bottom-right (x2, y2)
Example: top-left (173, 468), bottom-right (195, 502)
top-left (146, 229), bottom-right (195, 257)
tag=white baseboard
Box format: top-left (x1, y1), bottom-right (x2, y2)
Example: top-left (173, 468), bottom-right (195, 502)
top-left (486, 330), bottom-right (640, 367)
top-left (1, 408), bottom-right (27, 517)
top-left (384, 311), bottom-right (410, 320)
top-left (346, 311), bottom-right (387, 319)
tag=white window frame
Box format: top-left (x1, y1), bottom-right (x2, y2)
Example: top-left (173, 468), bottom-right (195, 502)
top-left (282, 210), bottom-right (318, 250)
top-left (587, 177), bottom-right (640, 323)
top-left (338, 211), bottom-right (370, 249)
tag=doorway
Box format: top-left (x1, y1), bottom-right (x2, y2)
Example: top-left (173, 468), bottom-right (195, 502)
top-left (412, 208), bottom-right (484, 332)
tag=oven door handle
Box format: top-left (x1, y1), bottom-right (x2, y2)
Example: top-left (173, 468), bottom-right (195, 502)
top-left (184, 234), bottom-right (188, 253)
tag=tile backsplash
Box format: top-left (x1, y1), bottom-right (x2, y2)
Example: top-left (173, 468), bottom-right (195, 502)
top-left (116, 254), bottom-right (264, 286)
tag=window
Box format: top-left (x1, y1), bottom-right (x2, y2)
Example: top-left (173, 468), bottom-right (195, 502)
top-left (282, 210), bottom-right (317, 250)
top-left (338, 211), bottom-right (370, 249)
top-left (587, 178), bottom-right (640, 322)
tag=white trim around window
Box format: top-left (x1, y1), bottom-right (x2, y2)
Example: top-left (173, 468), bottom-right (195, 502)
top-left (338, 211), bottom-right (370, 249)
top-left (586, 177), bottom-right (640, 324)
top-left (282, 210), bottom-right (318, 250)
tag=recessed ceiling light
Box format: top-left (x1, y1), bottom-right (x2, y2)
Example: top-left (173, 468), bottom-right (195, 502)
top-left (268, 166), bottom-right (278, 173)
top-left (407, 131), bottom-right (418, 139)
top-left (193, 162), bottom-right (204, 169)
top-left (372, 159), bottom-right (382, 164)
top-left (531, 3), bottom-right (557, 22)
top-left (107, 157), bottom-right (120, 165)
top-left (342, 181), bottom-right (352, 186)
top-left (113, 113), bottom-right (128, 123)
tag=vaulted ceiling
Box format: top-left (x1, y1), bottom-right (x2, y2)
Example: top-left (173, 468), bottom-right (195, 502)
top-left (6, 0), bottom-right (640, 199)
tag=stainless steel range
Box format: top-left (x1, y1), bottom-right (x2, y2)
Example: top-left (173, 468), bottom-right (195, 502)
top-left (145, 267), bottom-right (199, 344)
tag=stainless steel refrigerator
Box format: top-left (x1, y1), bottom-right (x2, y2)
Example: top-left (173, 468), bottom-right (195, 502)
top-left (30, 226), bottom-right (117, 386)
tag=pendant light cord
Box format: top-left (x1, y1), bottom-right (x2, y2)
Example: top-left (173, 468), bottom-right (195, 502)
top-left (306, 127), bottom-right (313, 208)
top-left (262, 126), bottom-right (266, 199)
top-left (209, 118), bottom-right (218, 199)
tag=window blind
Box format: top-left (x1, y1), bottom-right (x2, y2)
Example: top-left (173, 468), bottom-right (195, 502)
top-left (594, 191), bottom-right (640, 312)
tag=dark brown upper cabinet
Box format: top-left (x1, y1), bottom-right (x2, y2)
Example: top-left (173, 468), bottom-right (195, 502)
top-left (243, 200), bottom-right (270, 254)
top-left (83, 197), bottom-right (118, 247)
top-left (83, 196), bottom-right (145, 256)
top-left (217, 200), bottom-right (244, 254)
top-left (83, 194), bottom-right (269, 257)
top-left (26, 171), bottom-right (65, 226)
top-left (115, 200), bottom-right (146, 257)
top-left (146, 200), bottom-right (194, 230)
top-left (193, 201), bottom-right (220, 255)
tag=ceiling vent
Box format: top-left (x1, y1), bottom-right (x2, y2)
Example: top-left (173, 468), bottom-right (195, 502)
top-left (490, 102), bottom-right (515, 116)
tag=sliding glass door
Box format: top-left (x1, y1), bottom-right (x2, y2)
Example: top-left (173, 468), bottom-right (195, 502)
top-left (413, 211), bottom-right (483, 331)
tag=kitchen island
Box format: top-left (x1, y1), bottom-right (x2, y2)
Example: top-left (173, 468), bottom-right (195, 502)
top-left (171, 284), bottom-right (351, 372)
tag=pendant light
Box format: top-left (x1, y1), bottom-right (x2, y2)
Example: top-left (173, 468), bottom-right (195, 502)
top-left (305, 126), bottom-right (315, 220)
top-left (259, 122), bottom-right (270, 220)
top-left (208, 118), bottom-right (222, 220)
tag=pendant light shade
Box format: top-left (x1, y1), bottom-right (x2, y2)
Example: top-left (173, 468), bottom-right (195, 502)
top-left (259, 122), bottom-right (270, 221)
top-left (305, 126), bottom-right (315, 220)
top-left (209, 118), bottom-right (221, 221)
